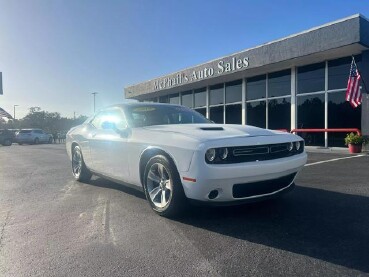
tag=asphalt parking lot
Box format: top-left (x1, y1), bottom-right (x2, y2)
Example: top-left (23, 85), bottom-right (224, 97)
top-left (0, 144), bottom-right (368, 277)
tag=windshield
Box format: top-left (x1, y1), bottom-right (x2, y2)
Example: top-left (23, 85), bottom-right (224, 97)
top-left (125, 105), bottom-right (211, 127)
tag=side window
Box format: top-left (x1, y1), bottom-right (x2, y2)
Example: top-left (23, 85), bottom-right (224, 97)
top-left (91, 108), bottom-right (127, 130)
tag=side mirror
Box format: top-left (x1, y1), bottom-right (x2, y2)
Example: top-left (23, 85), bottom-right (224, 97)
top-left (101, 121), bottom-right (117, 130)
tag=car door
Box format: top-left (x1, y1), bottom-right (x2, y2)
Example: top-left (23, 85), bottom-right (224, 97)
top-left (88, 107), bottom-right (130, 182)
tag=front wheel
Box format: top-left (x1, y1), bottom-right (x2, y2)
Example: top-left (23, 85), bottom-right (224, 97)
top-left (143, 155), bottom-right (187, 217)
top-left (72, 145), bottom-right (92, 182)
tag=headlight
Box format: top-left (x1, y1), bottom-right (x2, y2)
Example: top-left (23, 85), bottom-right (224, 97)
top-left (288, 142), bottom-right (294, 151)
top-left (205, 148), bottom-right (216, 162)
top-left (295, 141), bottom-right (301, 150)
top-left (219, 148), bottom-right (228, 160)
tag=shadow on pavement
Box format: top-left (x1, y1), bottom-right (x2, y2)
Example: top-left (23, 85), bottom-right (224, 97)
top-left (88, 177), bottom-right (146, 200)
top-left (176, 186), bottom-right (369, 273)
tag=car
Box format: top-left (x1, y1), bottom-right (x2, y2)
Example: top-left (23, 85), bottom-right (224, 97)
top-left (16, 129), bottom-right (53, 145)
top-left (0, 129), bottom-right (15, 146)
top-left (66, 103), bottom-right (307, 217)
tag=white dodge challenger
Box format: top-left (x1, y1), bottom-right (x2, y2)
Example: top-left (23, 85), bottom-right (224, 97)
top-left (66, 103), bottom-right (307, 217)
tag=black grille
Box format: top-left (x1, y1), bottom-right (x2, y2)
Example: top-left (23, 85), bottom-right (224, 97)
top-left (232, 173), bottom-right (296, 198)
top-left (206, 142), bottom-right (304, 164)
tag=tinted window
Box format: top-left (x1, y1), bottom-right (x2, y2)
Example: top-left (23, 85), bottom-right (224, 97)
top-left (247, 75), bottom-right (266, 100)
top-left (19, 130), bottom-right (32, 134)
top-left (194, 88), bottom-right (206, 107)
top-left (225, 80), bottom-right (242, 103)
top-left (181, 91), bottom-right (193, 108)
top-left (225, 104), bottom-right (242, 124)
top-left (125, 105), bottom-right (210, 127)
top-left (297, 94), bottom-right (324, 146)
top-left (169, 94), bottom-right (179, 105)
top-left (328, 55), bottom-right (362, 90)
top-left (159, 95), bottom-right (169, 103)
top-left (297, 62), bottom-right (325, 94)
top-left (209, 106), bottom-right (224, 123)
top-left (210, 84), bottom-right (224, 105)
top-left (268, 98), bottom-right (291, 130)
top-left (268, 69), bottom-right (291, 97)
top-left (246, 101), bottom-right (266, 128)
top-left (328, 91), bottom-right (361, 147)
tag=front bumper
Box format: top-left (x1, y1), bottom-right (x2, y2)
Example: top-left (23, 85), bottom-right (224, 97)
top-left (180, 152), bottom-right (307, 203)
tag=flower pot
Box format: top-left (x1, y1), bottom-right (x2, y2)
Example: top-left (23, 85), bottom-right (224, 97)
top-left (348, 143), bottom-right (362, 153)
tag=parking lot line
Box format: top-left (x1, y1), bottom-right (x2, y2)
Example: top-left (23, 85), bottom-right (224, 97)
top-left (305, 154), bottom-right (366, 167)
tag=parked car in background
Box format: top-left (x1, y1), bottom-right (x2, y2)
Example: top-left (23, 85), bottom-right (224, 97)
top-left (16, 129), bottom-right (53, 145)
top-left (0, 129), bottom-right (15, 146)
top-left (66, 103), bottom-right (307, 217)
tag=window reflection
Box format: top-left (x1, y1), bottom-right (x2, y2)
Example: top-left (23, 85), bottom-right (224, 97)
top-left (225, 80), bottom-right (242, 103)
top-left (268, 70), bottom-right (291, 97)
top-left (194, 88), bottom-right (206, 107)
top-left (225, 104), bottom-right (242, 124)
top-left (210, 106), bottom-right (224, 123)
top-left (297, 94), bottom-right (324, 146)
top-left (268, 98), bottom-right (290, 130)
top-left (247, 75), bottom-right (266, 100)
top-left (297, 62), bottom-right (325, 94)
top-left (181, 91), bottom-right (193, 108)
top-left (328, 91), bottom-right (361, 147)
top-left (210, 84), bottom-right (224, 105)
top-left (169, 94), bottom-right (179, 104)
top-left (246, 101), bottom-right (266, 128)
top-left (328, 55), bottom-right (362, 90)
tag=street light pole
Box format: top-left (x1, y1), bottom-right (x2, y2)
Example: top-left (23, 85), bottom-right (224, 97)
top-left (13, 104), bottom-right (19, 120)
top-left (92, 92), bottom-right (98, 113)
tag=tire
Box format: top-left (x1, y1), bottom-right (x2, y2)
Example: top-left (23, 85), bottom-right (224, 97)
top-left (143, 155), bottom-right (187, 217)
top-left (18, 142), bottom-right (23, 145)
top-left (48, 137), bottom-right (53, 144)
top-left (3, 139), bottom-right (12, 146)
top-left (71, 145), bottom-right (92, 182)
top-left (34, 137), bottom-right (39, 144)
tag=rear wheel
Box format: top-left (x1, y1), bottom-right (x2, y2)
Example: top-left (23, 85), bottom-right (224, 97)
top-left (48, 137), bottom-right (53, 144)
top-left (72, 145), bottom-right (92, 182)
top-left (143, 155), bottom-right (187, 217)
top-left (34, 137), bottom-right (39, 144)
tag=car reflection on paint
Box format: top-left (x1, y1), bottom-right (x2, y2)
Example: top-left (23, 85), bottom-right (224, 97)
top-left (66, 103), bottom-right (307, 217)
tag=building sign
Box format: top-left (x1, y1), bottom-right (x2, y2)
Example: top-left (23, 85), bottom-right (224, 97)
top-left (153, 56), bottom-right (249, 91)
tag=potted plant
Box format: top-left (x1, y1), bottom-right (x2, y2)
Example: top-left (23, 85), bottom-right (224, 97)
top-left (344, 132), bottom-right (367, 153)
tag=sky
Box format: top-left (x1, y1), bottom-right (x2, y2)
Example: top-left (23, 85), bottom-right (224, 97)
top-left (0, 0), bottom-right (368, 119)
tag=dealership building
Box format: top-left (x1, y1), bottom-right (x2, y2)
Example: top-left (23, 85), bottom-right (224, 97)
top-left (125, 14), bottom-right (369, 147)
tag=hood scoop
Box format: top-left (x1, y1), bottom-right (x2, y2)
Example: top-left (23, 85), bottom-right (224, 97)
top-left (199, 127), bottom-right (224, 131)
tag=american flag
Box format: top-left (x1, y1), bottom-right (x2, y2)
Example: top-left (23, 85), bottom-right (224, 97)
top-left (0, 107), bottom-right (13, 119)
top-left (346, 57), bottom-right (362, 108)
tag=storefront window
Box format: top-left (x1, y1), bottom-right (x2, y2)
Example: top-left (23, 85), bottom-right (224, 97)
top-left (268, 98), bottom-right (291, 130)
top-left (328, 91), bottom-right (361, 147)
top-left (297, 94), bottom-right (324, 146)
top-left (246, 75), bottom-right (266, 100)
top-left (297, 62), bottom-right (325, 94)
top-left (210, 84), bottom-right (224, 105)
top-left (328, 55), bottom-right (362, 90)
top-left (246, 101), bottom-right (266, 128)
top-left (225, 104), bottom-right (242, 124)
top-left (169, 93), bottom-right (179, 104)
top-left (159, 95), bottom-right (169, 103)
top-left (210, 106), bottom-right (224, 123)
top-left (194, 108), bottom-right (206, 118)
top-left (194, 88), bottom-right (206, 107)
top-left (268, 69), bottom-right (291, 97)
top-left (181, 91), bottom-right (193, 108)
top-left (225, 80), bottom-right (242, 103)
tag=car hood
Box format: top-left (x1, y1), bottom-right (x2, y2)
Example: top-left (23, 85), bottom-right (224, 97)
top-left (141, 124), bottom-right (281, 142)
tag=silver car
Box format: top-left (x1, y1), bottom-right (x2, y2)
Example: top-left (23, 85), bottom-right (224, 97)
top-left (16, 129), bottom-right (53, 145)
